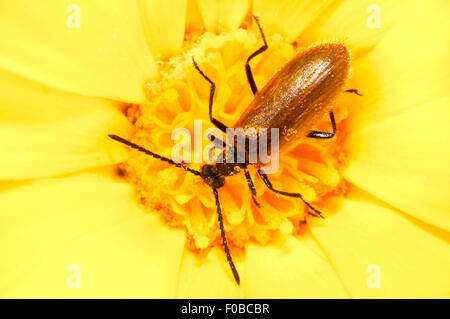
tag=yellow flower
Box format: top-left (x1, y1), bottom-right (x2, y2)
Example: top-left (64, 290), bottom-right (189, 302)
top-left (1, 0), bottom-right (449, 298)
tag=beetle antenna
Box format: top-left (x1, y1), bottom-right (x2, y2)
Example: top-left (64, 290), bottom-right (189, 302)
top-left (213, 188), bottom-right (240, 285)
top-left (108, 134), bottom-right (201, 177)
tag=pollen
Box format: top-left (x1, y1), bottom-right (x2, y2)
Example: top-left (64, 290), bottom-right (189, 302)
top-left (118, 29), bottom-right (349, 255)
top-left (282, 126), bottom-right (297, 141)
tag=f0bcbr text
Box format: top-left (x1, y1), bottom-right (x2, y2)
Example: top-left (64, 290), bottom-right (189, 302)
top-left (225, 303), bottom-right (269, 314)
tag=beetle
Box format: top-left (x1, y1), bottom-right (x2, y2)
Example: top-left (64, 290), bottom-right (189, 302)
top-left (108, 14), bottom-right (361, 285)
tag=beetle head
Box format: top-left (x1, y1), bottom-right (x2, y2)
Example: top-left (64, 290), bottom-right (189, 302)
top-left (201, 164), bottom-right (225, 188)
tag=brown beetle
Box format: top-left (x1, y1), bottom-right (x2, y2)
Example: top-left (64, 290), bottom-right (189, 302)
top-left (109, 14), bottom-right (361, 285)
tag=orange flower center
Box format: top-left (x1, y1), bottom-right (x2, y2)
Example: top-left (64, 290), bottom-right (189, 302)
top-left (119, 29), bottom-right (349, 255)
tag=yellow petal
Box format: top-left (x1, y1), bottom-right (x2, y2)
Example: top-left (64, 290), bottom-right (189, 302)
top-left (245, 232), bottom-right (348, 298)
top-left (196, 0), bottom-right (249, 32)
top-left (0, 172), bottom-right (186, 298)
top-left (0, 1), bottom-right (157, 103)
top-left (186, 0), bottom-right (205, 33)
top-left (342, 1), bottom-right (450, 230)
top-left (0, 69), bottom-right (132, 179)
top-left (301, 0), bottom-right (406, 56)
top-left (309, 196), bottom-right (450, 298)
top-left (138, 0), bottom-right (187, 59)
top-left (176, 247), bottom-right (243, 298)
top-left (345, 97), bottom-right (450, 231)
top-left (252, 0), bottom-right (334, 42)
top-left (344, 0), bottom-right (450, 130)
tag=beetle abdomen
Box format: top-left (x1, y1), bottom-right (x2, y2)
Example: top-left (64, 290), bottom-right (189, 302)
top-left (234, 43), bottom-right (350, 150)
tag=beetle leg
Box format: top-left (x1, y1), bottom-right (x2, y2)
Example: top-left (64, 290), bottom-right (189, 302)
top-left (207, 133), bottom-right (229, 148)
top-left (244, 168), bottom-right (261, 207)
top-left (245, 14), bottom-right (268, 95)
top-left (308, 211), bottom-right (322, 218)
top-left (206, 133), bottom-right (229, 163)
top-left (257, 169), bottom-right (325, 218)
top-left (213, 188), bottom-right (241, 285)
top-left (192, 58), bottom-right (228, 133)
top-left (344, 89), bottom-right (363, 96)
top-left (208, 134), bottom-right (260, 208)
top-left (306, 111), bottom-right (336, 139)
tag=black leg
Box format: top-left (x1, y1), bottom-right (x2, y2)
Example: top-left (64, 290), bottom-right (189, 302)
top-left (108, 134), bottom-right (201, 176)
top-left (307, 211), bottom-right (322, 218)
top-left (244, 169), bottom-right (261, 207)
top-left (345, 89), bottom-right (363, 96)
top-left (207, 133), bottom-right (229, 148)
top-left (192, 58), bottom-right (228, 133)
top-left (213, 188), bottom-right (240, 285)
top-left (206, 133), bottom-right (228, 163)
top-left (257, 169), bottom-right (324, 219)
top-left (245, 14), bottom-right (268, 95)
top-left (307, 111), bottom-right (336, 139)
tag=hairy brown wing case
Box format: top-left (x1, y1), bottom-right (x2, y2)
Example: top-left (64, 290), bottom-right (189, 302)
top-left (234, 43), bottom-right (350, 150)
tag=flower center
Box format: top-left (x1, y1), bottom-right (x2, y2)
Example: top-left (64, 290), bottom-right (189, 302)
top-left (119, 29), bottom-right (348, 254)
